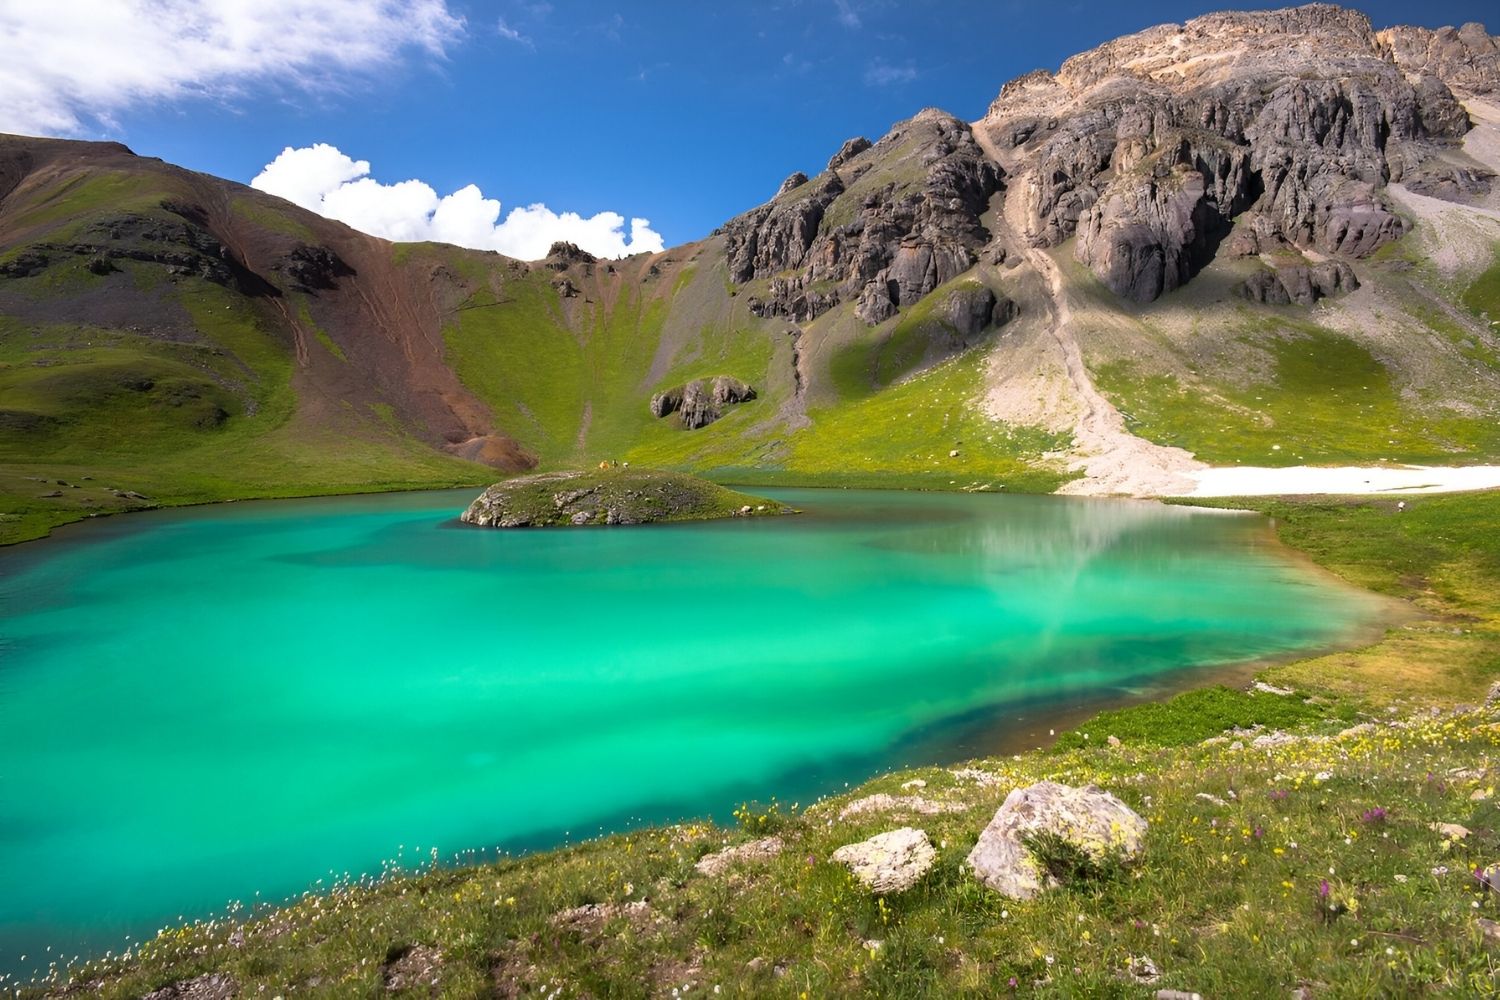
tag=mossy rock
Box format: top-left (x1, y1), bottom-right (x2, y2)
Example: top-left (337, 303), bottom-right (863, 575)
top-left (459, 467), bottom-right (791, 528)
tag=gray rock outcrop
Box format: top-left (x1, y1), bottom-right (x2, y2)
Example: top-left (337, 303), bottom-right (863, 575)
top-left (831, 827), bottom-right (937, 894)
top-left (695, 836), bottom-right (784, 877)
top-left (141, 973), bottom-right (238, 1000)
top-left (722, 111), bottom-right (1002, 324)
top-left (1239, 260), bottom-right (1359, 305)
top-left (544, 242), bottom-right (596, 269)
top-left (936, 283), bottom-right (1016, 339)
top-left (838, 794), bottom-right (969, 821)
top-left (39, 212), bottom-right (256, 291)
top-left (827, 136), bottom-right (873, 171)
top-left (1379, 22), bottom-right (1500, 99)
top-left (1075, 137), bottom-right (1254, 302)
top-left (776, 172), bottom-right (809, 197)
top-left (965, 781), bottom-right (1148, 900)
top-left (275, 244), bottom-right (352, 292)
top-left (649, 376), bottom-right (756, 429)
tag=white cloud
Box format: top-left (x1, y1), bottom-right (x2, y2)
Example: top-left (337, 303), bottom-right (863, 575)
top-left (496, 17), bottom-right (533, 47)
top-left (833, 0), bottom-right (862, 29)
top-left (0, 0), bottom-right (464, 137)
top-left (252, 144), bottom-right (665, 261)
top-left (864, 59), bottom-right (918, 87)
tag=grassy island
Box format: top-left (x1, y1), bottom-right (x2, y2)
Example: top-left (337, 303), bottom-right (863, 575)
top-left (459, 468), bottom-right (791, 528)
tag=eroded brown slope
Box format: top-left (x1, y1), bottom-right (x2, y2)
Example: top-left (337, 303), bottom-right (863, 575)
top-left (0, 134), bottom-right (532, 471)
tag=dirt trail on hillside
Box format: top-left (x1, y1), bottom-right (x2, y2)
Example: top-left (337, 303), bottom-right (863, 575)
top-left (1021, 248), bottom-right (1203, 496)
top-left (968, 125), bottom-right (1203, 496)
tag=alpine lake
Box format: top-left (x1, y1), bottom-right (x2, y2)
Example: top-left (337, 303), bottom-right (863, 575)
top-left (0, 486), bottom-right (1391, 975)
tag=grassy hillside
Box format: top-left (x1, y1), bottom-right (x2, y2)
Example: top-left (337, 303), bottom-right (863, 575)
top-left (21, 489), bottom-right (1500, 999)
top-left (0, 138), bottom-right (1075, 545)
top-left (0, 271), bottom-right (488, 545)
top-left (9, 135), bottom-right (1500, 550)
top-left (1082, 231), bottom-right (1500, 470)
top-left (0, 140), bottom-right (507, 544)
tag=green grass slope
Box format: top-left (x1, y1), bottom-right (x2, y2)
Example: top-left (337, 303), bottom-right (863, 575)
top-left (1080, 229), bottom-right (1500, 469)
top-left (0, 140), bottom-right (509, 544)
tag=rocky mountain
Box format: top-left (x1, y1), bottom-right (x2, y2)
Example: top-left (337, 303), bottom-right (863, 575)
top-left (981, 5), bottom-right (1493, 301)
top-left (3, 4), bottom-right (1499, 542)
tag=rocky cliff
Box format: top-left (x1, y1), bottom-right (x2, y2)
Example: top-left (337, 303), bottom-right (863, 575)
top-left (711, 5), bottom-right (1496, 315)
top-left (973, 4), bottom-right (1493, 301)
top-left (720, 109), bottom-right (1003, 324)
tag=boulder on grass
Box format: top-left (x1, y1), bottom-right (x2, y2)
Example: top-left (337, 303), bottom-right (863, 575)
top-left (831, 827), bottom-right (936, 894)
top-left (965, 781), bottom-right (1147, 899)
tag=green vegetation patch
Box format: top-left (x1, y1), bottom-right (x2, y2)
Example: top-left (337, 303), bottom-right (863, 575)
top-left (1175, 491), bottom-right (1500, 707)
top-left (229, 195), bottom-right (317, 242)
top-left (1461, 244), bottom-right (1500, 325)
top-left (0, 281), bottom-right (487, 545)
top-left (787, 353), bottom-right (1072, 493)
top-left (441, 269), bottom-right (685, 465)
top-left (1053, 685), bottom-right (1339, 751)
top-left (829, 279), bottom-right (986, 401)
top-left (1096, 323), bottom-right (1500, 465)
top-left (442, 276), bottom-right (587, 459)
top-left (7, 171), bottom-right (170, 238)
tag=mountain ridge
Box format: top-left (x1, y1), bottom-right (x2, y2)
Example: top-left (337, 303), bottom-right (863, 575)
top-left (3, 3), bottom-right (1500, 542)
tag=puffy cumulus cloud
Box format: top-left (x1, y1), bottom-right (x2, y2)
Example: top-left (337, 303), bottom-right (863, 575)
top-left (0, 0), bottom-right (463, 137)
top-left (251, 144), bottom-right (665, 261)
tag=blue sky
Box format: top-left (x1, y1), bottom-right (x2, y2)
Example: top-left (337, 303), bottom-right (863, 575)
top-left (2, 1), bottom-right (1494, 256)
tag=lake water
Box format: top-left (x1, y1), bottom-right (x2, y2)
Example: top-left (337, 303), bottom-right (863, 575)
top-left (0, 487), bottom-right (1384, 975)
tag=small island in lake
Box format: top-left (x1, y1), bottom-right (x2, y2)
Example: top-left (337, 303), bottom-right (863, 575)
top-left (459, 468), bottom-right (791, 528)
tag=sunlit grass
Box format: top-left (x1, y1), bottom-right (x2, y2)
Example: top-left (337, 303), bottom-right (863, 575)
top-left (1095, 323), bottom-right (1500, 466)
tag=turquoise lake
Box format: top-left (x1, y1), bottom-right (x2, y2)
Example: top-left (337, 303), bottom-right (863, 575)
top-left (0, 487), bottom-right (1385, 975)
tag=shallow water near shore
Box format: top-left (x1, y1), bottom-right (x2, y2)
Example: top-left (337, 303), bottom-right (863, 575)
top-left (0, 487), bottom-right (1386, 975)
